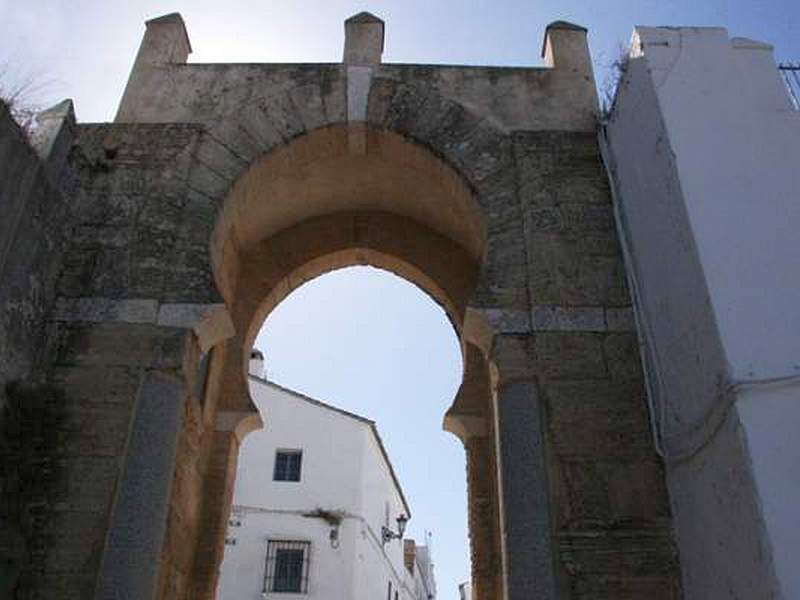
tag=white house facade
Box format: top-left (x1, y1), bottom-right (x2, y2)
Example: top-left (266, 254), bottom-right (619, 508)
top-left (216, 359), bottom-right (436, 600)
top-left (605, 27), bottom-right (800, 599)
top-left (458, 582), bottom-right (472, 600)
top-left (404, 540), bottom-right (437, 600)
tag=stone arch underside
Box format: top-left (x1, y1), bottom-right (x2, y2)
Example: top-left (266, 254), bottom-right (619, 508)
top-left (206, 124), bottom-right (485, 389)
top-left (222, 211), bottom-right (482, 414)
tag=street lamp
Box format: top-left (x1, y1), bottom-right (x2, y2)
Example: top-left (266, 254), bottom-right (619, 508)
top-left (381, 514), bottom-right (408, 546)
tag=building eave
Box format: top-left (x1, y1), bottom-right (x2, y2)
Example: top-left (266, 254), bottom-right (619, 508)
top-left (248, 375), bottom-right (412, 518)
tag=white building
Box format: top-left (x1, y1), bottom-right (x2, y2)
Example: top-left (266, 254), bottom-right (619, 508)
top-left (404, 540), bottom-right (437, 600)
top-left (605, 27), bottom-right (800, 599)
top-left (458, 581), bottom-right (472, 600)
top-left (217, 358), bottom-right (435, 600)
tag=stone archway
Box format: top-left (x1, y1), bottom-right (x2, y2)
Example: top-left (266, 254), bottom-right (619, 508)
top-left (187, 123), bottom-right (498, 598)
top-left (5, 12), bottom-right (681, 600)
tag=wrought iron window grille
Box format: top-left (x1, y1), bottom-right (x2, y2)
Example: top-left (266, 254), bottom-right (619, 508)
top-left (263, 540), bottom-right (311, 594)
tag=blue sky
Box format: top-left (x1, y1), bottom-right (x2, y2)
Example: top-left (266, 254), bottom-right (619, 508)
top-left (2, 1), bottom-right (798, 597)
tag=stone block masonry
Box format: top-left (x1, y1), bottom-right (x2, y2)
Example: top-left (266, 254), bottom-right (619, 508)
top-left (0, 13), bottom-right (682, 600)
top-left (0, 100), bottom-right (75, 596)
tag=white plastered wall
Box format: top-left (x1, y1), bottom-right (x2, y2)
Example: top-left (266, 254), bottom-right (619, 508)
top-left (217, 378), bottom-right (418, 599)
top-left (606, 25), bottom-right (800, 599)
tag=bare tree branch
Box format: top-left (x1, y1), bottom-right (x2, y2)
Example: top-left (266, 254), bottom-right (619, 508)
top-left (0, 61), bottom-right (53, 134)
top-left (600, 43), bottom-right (630, 120)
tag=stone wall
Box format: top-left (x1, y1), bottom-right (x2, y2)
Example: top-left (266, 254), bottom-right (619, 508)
top-left (518, 131), bottom-right (680, 598)
top-left (52, 120), bottom-right (680, 600)
top-left (0, 100), bottom-right (73, 596)
top-left (28, 121), bottom-right (219, 599)
top-left (38, 323), bottom-right (189, 599)
top-left (485, 130), bottom-right (681, 598)
top-left (1, 13), bottom-right (685, 599)
top-left (60, 122), bottom-right (215, 304)
top-left (1, 115), bottom-right (222, 597)
top-left (0, 100), bottom-right (70, 419)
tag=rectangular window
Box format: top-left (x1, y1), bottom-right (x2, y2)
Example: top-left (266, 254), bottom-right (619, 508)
top-left (273, 450), bottom-right (302, 482)
top-left (264, 540), bottom-right (310, 593)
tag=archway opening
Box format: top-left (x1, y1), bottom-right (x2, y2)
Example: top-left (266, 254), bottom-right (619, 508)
top-left (241, 265), bottom-right (468, 595)
top-left (193, 125), bottom-right (504, 599)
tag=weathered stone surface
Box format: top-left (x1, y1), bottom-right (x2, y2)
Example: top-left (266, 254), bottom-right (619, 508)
top-left (465, 436), bottom-right (503, 599)
top-left (0, 104), bottom-right (75, 599)
top-left (566, 458), bottom-right (672, 530)
top-left (606, 306), bottom-right (637, 331)
top-left (257, 92), bottom-right (306, 141)
top-left (532, 305), bottom-right (606, 331)
top-left (533, 332), bottom-right (607, 379)
top-left (53, 297), bottom-right (159, 323)
top-left (55, 402), bottom-right (133, 457)
top-left (55, 456), bottom-right (120, 512)
top-left (560, 530), bottom-right (681, 599)
top-left (492, 334), bottom-right (537, 382)
top-left (544, 380), bottom-right (652, 459)
top-left (476, 225), bottom-right (529, 309)
top-left (0, 102), bottom-right (70, 393)
top-left (18, 575), bottom-right (96, 600)
top-left (480, 308), bottom-right (531, 334)
top-left (156, 302), bottom-right (225, 329)
top-left (570, 576), bottom-right (681, 600)
top-left (604, 333), bottom-right (645, 381)
top-left (64, 123), bottom-right (221, 306)
top-left (560, 528), bottom-right (679, 575)
top-left (7, 323), bottom-right (195, 600)
top-left (528, 204), bottom-right (615, 234)
top-left (344, 12), bottom-right (384, 66)
top-left (557, 456), bottom-right (671, 526)
top-left (41, 510), bottom-right (108, 573)
top-left (290, 83), bottom-right (329, 131)
top-left (55, 322), bottom-right (186, 369)
top-left (157, 373), bottom-right (206, 596)
top-left (528, 235), bottom-right (629, 306)
top-left (95, 371), bottom-right (187, 599)
top-left (495, 379), bottom-right (558, 598)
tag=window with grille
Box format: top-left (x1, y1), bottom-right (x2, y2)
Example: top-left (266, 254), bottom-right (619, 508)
top-left (264, 540), bottom-right (310, 593)
top-left (273, 450), bottom-right (302, 482)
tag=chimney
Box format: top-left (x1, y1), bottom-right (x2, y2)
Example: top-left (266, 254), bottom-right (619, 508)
top-left (249, 349), bottom-right (265, 378)
top-left (404, 539), bottom-right (416, 573)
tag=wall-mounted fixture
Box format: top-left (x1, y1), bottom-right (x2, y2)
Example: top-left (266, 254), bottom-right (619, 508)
top-left (329, 526), bottom-right (340, 549)
top-left (381, 514), bottom-right (408, 546)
